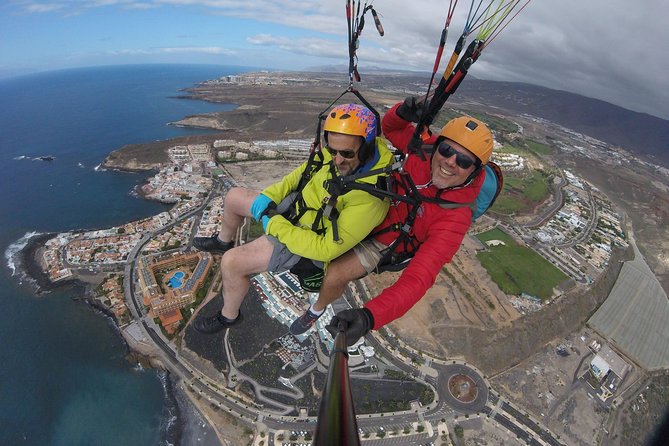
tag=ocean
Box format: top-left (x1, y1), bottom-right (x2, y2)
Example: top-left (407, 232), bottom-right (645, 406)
top-left (0, 64), bottom-right (247, 446)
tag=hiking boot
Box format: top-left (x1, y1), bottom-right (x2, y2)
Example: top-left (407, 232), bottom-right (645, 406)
top-left (192, 235), bottom-right (234, 254)
top-left (193, 311), bottom-right (243, 334)
top-left (290, 308), bottom-right (323, 335)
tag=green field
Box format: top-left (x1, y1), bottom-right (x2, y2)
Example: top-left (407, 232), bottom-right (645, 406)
top-left (476, 228), bottom-right (568, 300)
top-left (506, 170), bottom-right (551, 200)
top-left (490, 195), bottom-right (523, 214)
top-left (490, 170), bottom-right (551, 215)
top-left (497, 142), bottom-right (528, 156)
top-left (433, 109), bottom-right (519, 134)
top-left (525, 139), bottom-right (553, 155)
top-left (499, 139), bottom-right (554, 157)
top-left (476, 227), bottom-right (516, 244)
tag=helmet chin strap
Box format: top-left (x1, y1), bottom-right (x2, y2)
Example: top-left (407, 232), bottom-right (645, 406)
top-left (462, 165), bottom-right (483, 187)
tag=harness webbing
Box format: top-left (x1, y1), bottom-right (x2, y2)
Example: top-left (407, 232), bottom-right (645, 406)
top-left (272, 1), bottom-right (387, 244)
top-left (320, 151), bottom-right (480, 268)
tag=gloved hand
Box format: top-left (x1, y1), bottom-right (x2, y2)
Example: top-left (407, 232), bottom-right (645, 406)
top-left (396, 96), bottom-right (426, 123)
top-left (326, 308), bottom-right (375, 347)
top-left (250, 193), bottom-right (273, 221)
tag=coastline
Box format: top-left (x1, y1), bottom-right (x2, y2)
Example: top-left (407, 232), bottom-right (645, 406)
top-left (19, 233), bottom-right (83, 294)
top-left (16, 232), bottom-right (198, 446)
top-left (101, 133), bottom-right (236, 172)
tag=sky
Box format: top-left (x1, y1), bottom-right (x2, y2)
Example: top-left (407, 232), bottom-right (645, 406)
top-left (1, 0), bottom-right (668, 120)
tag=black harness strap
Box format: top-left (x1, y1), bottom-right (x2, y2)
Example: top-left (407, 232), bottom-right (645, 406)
top-left (311, 162), bottom-right (346, 241)
top-left (330, 160), bottom-right (476, 272)
top-left (279, 150), bottom-right (325, 225)
top-left (279, 82), bottom-right (386, 243)
top-left (274, 139), bottom-right (477, 271)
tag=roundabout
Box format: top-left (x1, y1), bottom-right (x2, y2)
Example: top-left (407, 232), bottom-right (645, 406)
top-left (448, 373), bottom-right (478, 403)
top-left (437, 363), bottom-right (488, 412)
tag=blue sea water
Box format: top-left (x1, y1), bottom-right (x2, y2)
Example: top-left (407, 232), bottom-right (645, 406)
top-left (0, 64), bottom-right (247, 446)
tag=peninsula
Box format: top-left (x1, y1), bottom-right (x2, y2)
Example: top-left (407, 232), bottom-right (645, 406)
top-left (32, 71), bottom-right (669, 446)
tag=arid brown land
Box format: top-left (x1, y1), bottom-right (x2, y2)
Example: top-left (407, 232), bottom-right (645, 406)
top-left (105, 72), bottom-right (666, 378)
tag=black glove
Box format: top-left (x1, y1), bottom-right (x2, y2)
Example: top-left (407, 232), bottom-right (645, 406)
top-left (396, 96), bottom-right (425, 123)
top-left (326, 308), bottom-right (375, 347)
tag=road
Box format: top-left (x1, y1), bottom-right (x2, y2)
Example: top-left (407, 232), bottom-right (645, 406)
top-left (114, 178), bottom-right (565, 446)
top-left (524, 175), bottom-right (567, 228)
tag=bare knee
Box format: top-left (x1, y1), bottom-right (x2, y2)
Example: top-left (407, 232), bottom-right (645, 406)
top-left (224, 187), bottom-right (244, 212)
top-left (220, 250), bottom-right (240, 277)
top-left (224, 187), bottom-right (258, 217)
top-left (220, 237), bottom-right (273, 279)
top-left (324, 259), bottom-right (359, 288)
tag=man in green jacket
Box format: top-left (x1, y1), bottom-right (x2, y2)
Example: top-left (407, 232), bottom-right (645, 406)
top-left (191, 103), bottom-right (392, 334)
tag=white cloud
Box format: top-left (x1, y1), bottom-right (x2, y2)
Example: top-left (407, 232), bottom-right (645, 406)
top-left (159, 0), bottom-right (342, 32)
top-left (7, 0), bottom-right (669, 118)
top-left (238, 0), bottom-right (669, 118)
top-left (15, 0), bottom-right (159, 14)
top-left (22, 2), bottom-right (66, 13)
top-left (109, 46), bottom-right (236, 56)
top-left (161, 46), bottom-right (236, 55)
top-left (247, 34), bottom-right (345, 59)
top-left (125, 2), bottom-right (158, 10)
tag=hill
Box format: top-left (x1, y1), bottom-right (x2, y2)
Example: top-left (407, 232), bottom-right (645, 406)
top-left (333, 70), bottom-right (669, 166)
top-left (455, 79), bottom-right (669, 166)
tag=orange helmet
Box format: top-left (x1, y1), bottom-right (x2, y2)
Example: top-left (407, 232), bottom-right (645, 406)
top-left (439, 116), bottom-right (493, 165)
top-left (323, 103), bottom-right (377, 146)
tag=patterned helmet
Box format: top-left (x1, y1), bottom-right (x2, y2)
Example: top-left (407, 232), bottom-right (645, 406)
top-left (439, 116), bottom-right (494, 165)
top-left (323, 103), bottom-right (377, 146)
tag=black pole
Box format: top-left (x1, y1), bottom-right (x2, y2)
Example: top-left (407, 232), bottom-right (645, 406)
top-left (313, 329), bottom-right (361, 446)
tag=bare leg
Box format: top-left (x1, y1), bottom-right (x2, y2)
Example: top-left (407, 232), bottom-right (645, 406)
top-left (312, 249), bottom-right (367, 312)
top-left (218, 235), bottom-right (274, 319)
top-left (217, 187), bottom-right (260, 242)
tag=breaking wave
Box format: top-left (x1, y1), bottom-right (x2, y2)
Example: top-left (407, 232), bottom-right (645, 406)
top-left (158, 371), bottom-right (181, 446)
top-left (5, 231), bottom-right (42, 277)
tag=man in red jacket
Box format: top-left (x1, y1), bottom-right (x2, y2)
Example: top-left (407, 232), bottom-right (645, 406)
top-left (289, 97), bottom-right (494, 345)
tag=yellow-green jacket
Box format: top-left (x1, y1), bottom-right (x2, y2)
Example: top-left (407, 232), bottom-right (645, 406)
top-left (262, 137), bottom-right (393, 264)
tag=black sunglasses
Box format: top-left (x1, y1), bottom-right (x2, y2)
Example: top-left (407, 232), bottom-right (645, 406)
top-left (325, 145), bottom-right (357, 159)
top-left (437, 142), bottom-right (478, 169)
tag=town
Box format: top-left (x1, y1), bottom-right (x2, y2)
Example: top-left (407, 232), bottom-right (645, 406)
top-left (32, 70), bottom-right (669, 446)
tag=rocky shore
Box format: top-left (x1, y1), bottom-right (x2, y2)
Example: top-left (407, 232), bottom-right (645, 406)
top-left (100, 73), bottom-right (403, 172)
top-left (102, 133), bottom-right (231, 172)
top-left (20, 233), bottom-right (83, 294)
top-left (16, 233), bottom-right (204, 446)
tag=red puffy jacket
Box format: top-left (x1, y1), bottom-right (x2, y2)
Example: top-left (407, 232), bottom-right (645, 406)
top-left (364, 103), bottom-right (485, 329)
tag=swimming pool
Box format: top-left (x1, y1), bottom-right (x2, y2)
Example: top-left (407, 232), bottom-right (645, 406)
top-left (167, 271), bottom-right (185, 288)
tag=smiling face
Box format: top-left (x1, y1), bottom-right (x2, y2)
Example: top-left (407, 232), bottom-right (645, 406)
top-left (430, 139), bottom-right (478, 189)
top-left (327, 131), bottom-right (363, 176)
